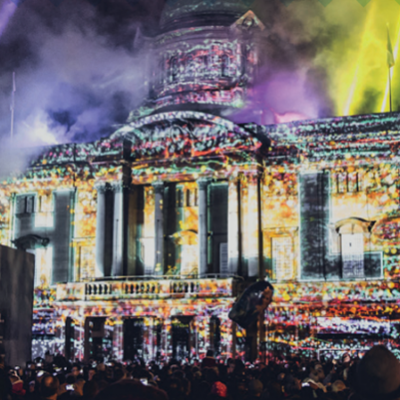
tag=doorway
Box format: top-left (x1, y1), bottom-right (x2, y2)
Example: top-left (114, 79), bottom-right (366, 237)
top-left (171, 316), bottom-right (194, 361)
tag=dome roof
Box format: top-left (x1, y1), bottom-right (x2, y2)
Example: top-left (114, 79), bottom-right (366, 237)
top-left (160, 0), bottom-right (248, 29)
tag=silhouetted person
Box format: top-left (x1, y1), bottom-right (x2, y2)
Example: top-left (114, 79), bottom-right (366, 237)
top-left (94, 380), bottom-right (167, 400)
top-left (82, 380), bottom-right (99, 400)
top-left (201, 350), bottom-right (217, 369)
top-left (41, 374), bottom-right (60, 400)
top-left (356, 345), bottom-right (400, 400)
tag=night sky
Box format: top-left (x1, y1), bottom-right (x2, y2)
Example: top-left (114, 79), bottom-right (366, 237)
top-left (0, 0), bottom-right (398, 147)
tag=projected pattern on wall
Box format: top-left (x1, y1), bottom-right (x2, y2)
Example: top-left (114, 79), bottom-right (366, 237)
top-left (2, 2), bottom-right (400, 361)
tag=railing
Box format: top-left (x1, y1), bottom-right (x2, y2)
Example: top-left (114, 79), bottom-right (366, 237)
top-left (84, 273), bottom-right (239, 282)
top-left (56, 276), bottom-right (236, 302)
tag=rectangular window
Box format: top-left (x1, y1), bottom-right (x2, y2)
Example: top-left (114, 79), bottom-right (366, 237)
top-left (16, 195), bottom-right (36, 214)
top-left (186, 190), bottom-right (192, 208)
top-left (341, 233), bottom-right (364, 279)
top-left (142, 238), bottom-right (155, 276)
top-left (26, 195), bottom-right (35, 214)
top-left (35, 246), bottom-right (53, 287)
top-left (78, 246), bottom-right (95, 281)
top-left (177, 188), bottom-right (184, 208)
top-left (202, 55), bottom-right (208, 69)
top-left (35, 194), bottom-right (54, 228)
top-left (180, 244), bottom-right (197, 276)
top-left (337, 173), bottom-right (347, 193)
top-left (219, 243), bottom-right (228, 275)
top-left (170, 57), bottom-right (179, 82)
top-left (272, 237), bottom-right (294, 281)
top-left (15, 196), bottom-right (26, 214)
top-left (348, 172), bottom-right (359, 193)
top-left (221, 54), bottom-right (230, 78)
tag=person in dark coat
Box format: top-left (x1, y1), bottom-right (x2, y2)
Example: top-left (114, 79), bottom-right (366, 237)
top-left (201, 351), bottom-right (217, 369)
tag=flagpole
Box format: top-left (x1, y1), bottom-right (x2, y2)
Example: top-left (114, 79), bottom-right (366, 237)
top-left (387, 24), bottom-right (395, 113)
top-left (10, 71), bottom-right (15, 139)
top-left (389, 66), bottom-right (393, 113)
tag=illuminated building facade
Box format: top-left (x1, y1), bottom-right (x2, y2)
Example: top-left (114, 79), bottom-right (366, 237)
top-left (1, 1), bottom-right (400, 361)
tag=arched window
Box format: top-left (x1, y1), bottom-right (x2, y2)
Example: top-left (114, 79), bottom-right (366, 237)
top-left (202, 55), bottom-right (208, 73)
top-left (335, 218), bottom-right (374, 279)
top-left (221, 54), bottom-right (230, 78)
top-left (169, 56), bottom-right (179, 83)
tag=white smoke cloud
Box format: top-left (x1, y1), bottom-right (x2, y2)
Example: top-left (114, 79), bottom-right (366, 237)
top-left (0, 0), bottom-right (150, 148)
top-left (0, 0), bottom-right (153, 177)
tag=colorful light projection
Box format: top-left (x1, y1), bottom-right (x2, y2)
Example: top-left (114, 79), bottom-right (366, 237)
top-left (4, 107), bottom-right (400, 358)
top-left (30, 277), bottom-right (400, 361)
top-left (266, 299), bottom-right (400, 357)
top-left (48, 297), bottom-right (233, 361)
top-left (145, 19), bottom-right (260, 113)
top-left (170, 182), bottom-right (199, 277)
top-left (73, 188), bottom-right (97, 281)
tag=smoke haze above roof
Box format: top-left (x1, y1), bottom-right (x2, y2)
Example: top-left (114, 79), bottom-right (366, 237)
top-left (0, 0), bottom-right (393, 150)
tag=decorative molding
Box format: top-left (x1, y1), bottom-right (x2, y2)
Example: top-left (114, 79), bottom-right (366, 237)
top-left (12, 234), bottom-right (50, 251)
top-left (335, 217), bottom-right (375, 234)
top-left (94, 182), bottom-right (108, 194)
top-left (111, 111), bottom-right (261, 161)
top-left (110, 182), bottom-right (124, 193)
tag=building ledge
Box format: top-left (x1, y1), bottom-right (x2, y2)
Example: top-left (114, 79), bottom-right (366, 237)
top-left (55, 276), bottom-right (237, 302)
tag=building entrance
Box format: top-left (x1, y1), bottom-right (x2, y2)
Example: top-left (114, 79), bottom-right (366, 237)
top-left (210, 316), bottom-right (221, 356)
top-left (65, 317), bottom-right (75, 361)
top-left (171, 316), bottom-right (194, 361)
top-left (123, 318), bottom-right (144, 360)
top-left (84, 317), bottom-right (113, 362)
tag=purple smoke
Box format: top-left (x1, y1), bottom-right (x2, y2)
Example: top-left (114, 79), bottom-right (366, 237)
top-left (0, 0), bottom-right (16, 38)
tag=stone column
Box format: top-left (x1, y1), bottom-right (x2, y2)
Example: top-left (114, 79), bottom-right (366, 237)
top-left (247, 175), bottom-right (260, 278)
top-left (197, 178), bottom-right (209, 277)
top-left (112, 318), bottom-right (124, 362)
top-left (95, 183), bottom-right (107, 278)
top-left (112, 183), bottom-right (124, 277)
top-left (153, 181), bottom-right (164, 275)
top-left (228, 178), bottom-right (240, 275)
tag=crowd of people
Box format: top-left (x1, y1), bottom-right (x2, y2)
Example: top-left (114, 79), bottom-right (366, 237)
top-left (0, 346), bottom-right (398, 400)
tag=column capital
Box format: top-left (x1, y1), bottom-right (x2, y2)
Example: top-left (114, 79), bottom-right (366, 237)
top-left (110, 181), bottom-right (124, 193)
top-left (94, 182), bottom-right (108, 194)
top-left (152, 181), bottom-right (164, 194)
top-left (197, 177), bottom-right (211, 190)
top-left (241, 172), bottom-right (261, 184)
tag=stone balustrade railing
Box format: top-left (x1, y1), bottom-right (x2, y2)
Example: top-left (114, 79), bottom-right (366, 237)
top-left (56, 277), bottom-right (235, 302)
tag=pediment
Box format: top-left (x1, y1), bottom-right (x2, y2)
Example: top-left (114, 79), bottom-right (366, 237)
top-left (111, 111), bottom-right (260, 161)
top-left (231, 10), bottom-right (266, 32)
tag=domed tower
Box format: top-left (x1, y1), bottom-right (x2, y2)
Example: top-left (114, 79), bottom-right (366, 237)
top-left (136, 0), bottom-right (266, 118)
top-left (160, 0), bottom-right (248, 30)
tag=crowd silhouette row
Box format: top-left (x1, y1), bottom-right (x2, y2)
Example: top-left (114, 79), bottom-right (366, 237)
top-left (0, 346), bottom-right (397, 400)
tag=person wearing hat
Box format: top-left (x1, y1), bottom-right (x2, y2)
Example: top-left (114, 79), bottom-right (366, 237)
top-left (356, 345), bottom-right (400, 400)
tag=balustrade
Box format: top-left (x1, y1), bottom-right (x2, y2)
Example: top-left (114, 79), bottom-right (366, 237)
top-left (56, 277), bottom-right (234, 302)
